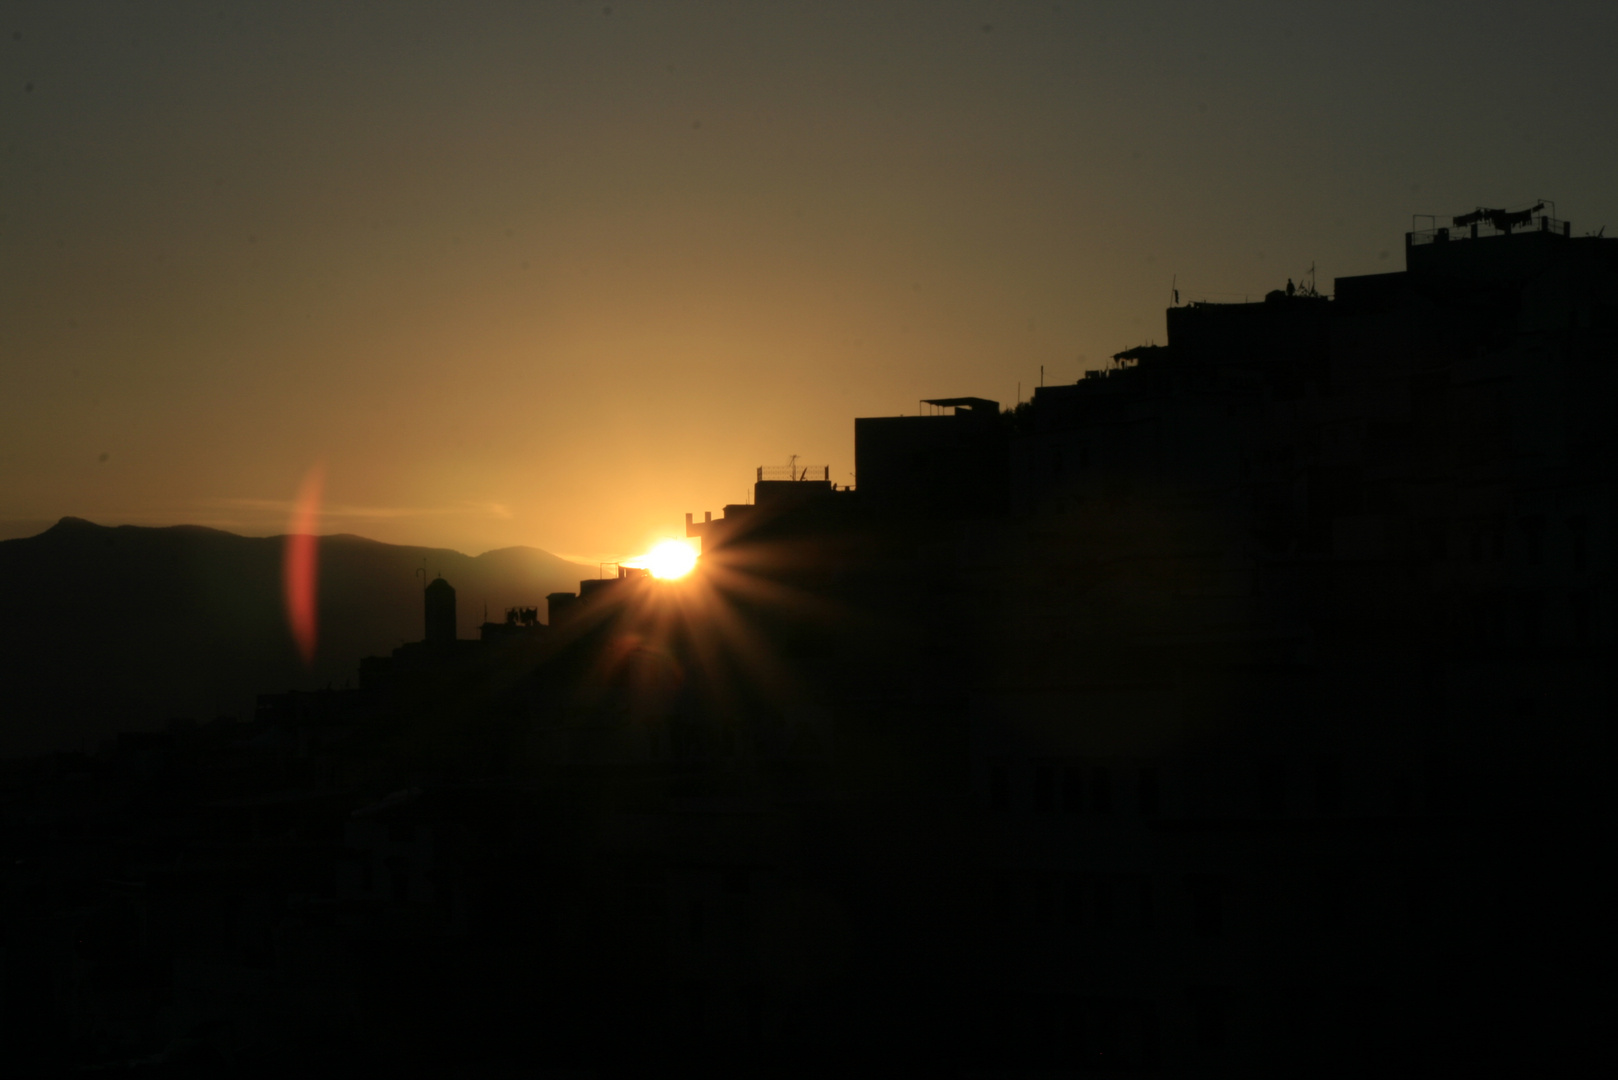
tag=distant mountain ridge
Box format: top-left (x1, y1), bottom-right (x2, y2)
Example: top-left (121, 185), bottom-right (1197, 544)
top-left (0, 517), bottom-right (595, 756)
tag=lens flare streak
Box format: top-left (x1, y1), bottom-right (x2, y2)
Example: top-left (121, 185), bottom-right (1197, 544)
top-left (283, 464), bottom-right (324, 666)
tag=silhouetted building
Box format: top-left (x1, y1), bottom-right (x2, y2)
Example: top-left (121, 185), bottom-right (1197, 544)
top-left (659, 201), bottom-right (1616, 1072)
top-left (579, 564), bottom-right (649, 601)
top-left (854, 396), bottom-right (1007, 516)
top-left (424, 575), bottom-right (456, 644)
top-left (546, 590), bottom-right (579, 626)
top-left (10, 204), bottom-right (1609, 1075)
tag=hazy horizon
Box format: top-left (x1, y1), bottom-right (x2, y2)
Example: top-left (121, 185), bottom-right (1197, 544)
top-left (7, 1), bottom-right (1617, 558)
top-left (0, 512), bottom-right (612, 565)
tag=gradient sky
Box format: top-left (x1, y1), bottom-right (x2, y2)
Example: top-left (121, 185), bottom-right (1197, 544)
top-left (5, 1), bottom-right (1617, 560)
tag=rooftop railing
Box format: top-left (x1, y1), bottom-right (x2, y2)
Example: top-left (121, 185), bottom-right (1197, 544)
top-left (758, 465), bottom-right (829, 482)
top-left (1409, 213), bottom-right (1571, 246)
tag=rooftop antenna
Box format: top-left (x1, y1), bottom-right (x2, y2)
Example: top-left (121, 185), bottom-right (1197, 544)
top-left (1171, 273), bottom-right (1178, 306)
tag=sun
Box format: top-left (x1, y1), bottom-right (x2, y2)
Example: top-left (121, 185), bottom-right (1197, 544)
top-left (632, 538), bottom-right (699, 580)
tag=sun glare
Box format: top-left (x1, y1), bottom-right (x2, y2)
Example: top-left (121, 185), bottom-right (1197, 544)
top-left (632, 538), bottom-right (699, 580)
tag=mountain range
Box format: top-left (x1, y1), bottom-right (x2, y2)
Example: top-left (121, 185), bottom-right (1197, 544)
top-left (0, 517), bottom-right (595, 757)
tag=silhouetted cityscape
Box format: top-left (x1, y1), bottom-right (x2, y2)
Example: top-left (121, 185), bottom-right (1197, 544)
top-left (2, 206), bottom-right (1610, 1073)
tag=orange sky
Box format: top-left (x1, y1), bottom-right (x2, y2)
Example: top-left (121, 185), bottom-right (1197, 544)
top-left (6, 2), bottom-right (1617, 560)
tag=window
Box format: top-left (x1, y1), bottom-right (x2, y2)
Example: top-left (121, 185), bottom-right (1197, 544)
top-left (989, 763), bottom-right (1010, 812)
top-left (1519, 516), bottom-right (1545, 566)
top-left (386, 856), bottom-right (410, 903)
top-left (1256, 757), bottom-right (1284, 818)
top-left (678, 982), bottom-right (707, 1037)
top-left (1091, 766), bottom-right (1112, 814)
top-left (1571, 590), bottom-right (1593, 644)
top-left (993, 877), bottom-right (1014, 924)
top-left (1123, 873), bottom-right (1155, 931)
top-left (1391, 772), bottom-right (1413, 816)
top-left (1188, 987), bottom-right (1226, 1048)
top-left (1570, 516), bottom-right (1589, 570)
top-left (1314, 756), bottom-right (1342, 817)
top-left (1278, 986), bottom-right (1319, 1037)
top-left (1089, 998), bottom-right (1122, 1063)
top-left (1187, 875), bottom-right (1224, 938)
top-left (1071, 997), bottom-right (1159, 1071)
top-left (1034, 765), bottom-right (1054, 813)
top-left (1063, 766), bottom-right (1085, 813)
top-left (1094, 877), bottom-right (1115, 931)
top-left (1315, 874), bottom-right (1348, 929)
top-left (1404, 874), bottom-right (1432, 930)
top-left (1138, 1001), bottom-right (1161, 1069)
top-left (1137, 767), bottom-right (1160, 818)
top-left (1064, 875), bottom-right (1085, 928)
top-left (1422, 755), bottom-right (1450, 815)
top-left (1034, 875), bottom-right (1056, 926)
top-left (1517, 592), bottom-right (1543, 646)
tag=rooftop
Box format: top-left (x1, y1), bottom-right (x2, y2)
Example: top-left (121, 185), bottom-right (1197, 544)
top-left (1407, 201), bottom-right (1571, 247)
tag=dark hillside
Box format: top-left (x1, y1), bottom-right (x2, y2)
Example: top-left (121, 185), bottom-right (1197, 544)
top-left (0, 518), bottom-right (593, 756)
